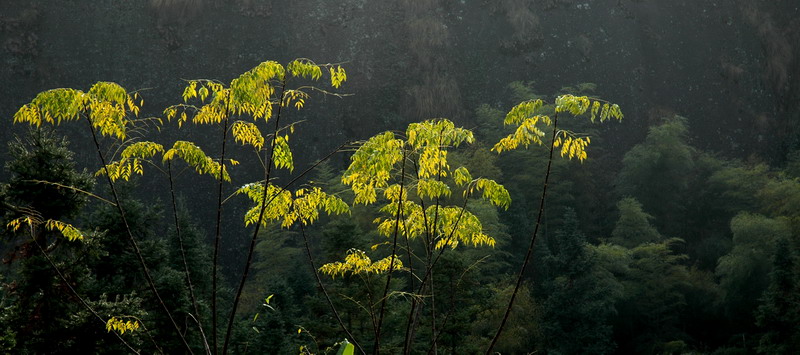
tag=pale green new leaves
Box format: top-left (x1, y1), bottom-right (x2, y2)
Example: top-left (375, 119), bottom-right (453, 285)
top-left (163, 141), bottom-right (231, 181)
top-left (374, 202), bottom-right (495, 249)
top-left (237, 184), bottom-right (348, 228)
top-left (287, 58), bottom-right (323, 80)
top-left (319, 249), bottom-right (403, 278)
top-left (503, 99), bottom-right (544, 125)
top-left (13, 82), bottom-right (141, 140)
top-left (342, 132), bottom-right (404, 205)
top-left (45, 220), bottom-right (85, 242)
top-left (407, 119), bottom-right (474, 179)
top-left (230, 61), bottom-right (284, 120)
top-left (98, 141), bottom-right (165, 181)
top-left (553, 131), bottom-right (591, 162)
top-left (453, 167), bottom-right (472, 186)
top-left (493, 114), bottom-right (552, 153)
top-left (416, 179), bottom-right (451, 200)
top-left (493, 95), bottom-right (623, 161)
top-left (555, 94), bottom-right (622, 122)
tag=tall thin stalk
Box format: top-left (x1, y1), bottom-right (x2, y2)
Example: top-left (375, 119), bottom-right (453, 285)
top-left (167, 161), bottom-right (211, 354)
top-left (87, 117), bottom-right (194, 354)
top-left (211, 102), bottom-right (231, 355)
top-left (374, 146), bottom-right (408, 354)
top-left (221, 78), bottom-right (287, 355)
top-left (485, 113), bottom-right (559, 354)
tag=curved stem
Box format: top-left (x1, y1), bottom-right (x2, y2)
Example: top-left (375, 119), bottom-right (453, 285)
top-left (87, 117), bottom-right (194, 354)
top-left (299, 224), bottom-right (366, 355)
top-left (485, 113), bottom-right (559, 354)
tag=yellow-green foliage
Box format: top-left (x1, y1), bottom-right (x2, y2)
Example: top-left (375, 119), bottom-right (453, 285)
top-left (341, 131), bottom-right (405, 205)
top-left (98, 141), bottom-right (165, 181)
top-left (272, 134), bottom-right (293, 171)
top-left (319, 249), bottom-right (404, 278)
top-left (231, 120), bottom-right (265, 150)
top-left (13, 82), bottom-right (141, 140)
top-left (6, 216), bottom-right (35, 233)
top-left (493, 95), bottom-right (623, 162)
top-left (44, 219), bottom-right (85, 242)
top-left (168, 59), bottom-right (346, 127)
top-left (7, 216), bottom-right (84, 242)
top-left (323, 119), bottom-right (509, 278)
top-left (163, 141), bottom-right (232, 181)
top-left (371, 202), bottom-right (495, 249)
top-left (105, 317), bottom-right (140, 335)
top-left (236, 184), bottom-right (349, 228)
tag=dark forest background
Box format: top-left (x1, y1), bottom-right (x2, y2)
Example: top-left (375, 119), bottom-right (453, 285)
top-left (1, 0), bottom-right (800, 354)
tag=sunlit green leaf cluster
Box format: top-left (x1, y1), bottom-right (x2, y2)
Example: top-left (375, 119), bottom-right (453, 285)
top-left (493, 95), bottom-right (623, 161)
top-left (7, 216), bottom-right (84, 242)
top-left (342, 132), bottom-right (404, 205)
top-left (98, 141), bottom-right (165, 181)
top-left (105, 317), bottom-right (140, 335)
top-left (319, 249), bottom-right (403, 278)
top-left (13, 82), bottom-right (141, 140)
top-left (163, 141), bottom-right (231, 181)
top-left (231, 121), bottom-right (265, 150)
top-left (236, 184), bottom-right (348, 228)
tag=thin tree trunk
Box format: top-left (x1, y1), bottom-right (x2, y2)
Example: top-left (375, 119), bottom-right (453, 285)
top-left (221, 78), bottom-right (287, 355)
top-left (211, 105), bottom-right (230, 355)
top-left (485, 113), bottom-right (559, 354)
top-left (168, 161), bottom-right (211, 354)
top-left (87, 117), bottom-right (194, 353)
